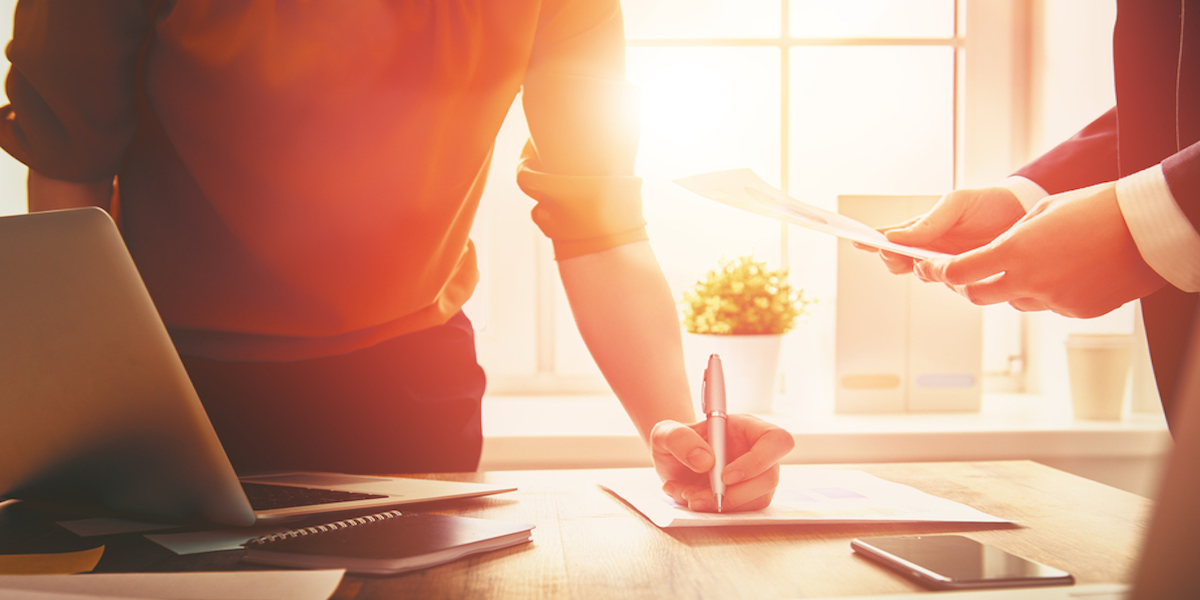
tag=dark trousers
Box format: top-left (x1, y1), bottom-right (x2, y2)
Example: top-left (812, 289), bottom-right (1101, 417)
top-left (181, 312), bottom-right (485, 475)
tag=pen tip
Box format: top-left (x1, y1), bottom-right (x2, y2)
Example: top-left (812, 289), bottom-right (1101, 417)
top-left (716, 496), bottom-right (724, 513)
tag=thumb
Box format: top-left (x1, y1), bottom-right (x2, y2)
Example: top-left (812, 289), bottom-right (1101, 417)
top-left (884, 195), bottom-right (964, 247)
top-left (651, 420), bottom-right (714, 473)
top-left (886, 213), bottom-right (948, 246)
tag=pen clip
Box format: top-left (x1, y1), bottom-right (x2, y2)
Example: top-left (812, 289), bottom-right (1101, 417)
top-left (700, 364), bottom-right (709, 414)
top-left (703, 354), bottom-right (726, 415)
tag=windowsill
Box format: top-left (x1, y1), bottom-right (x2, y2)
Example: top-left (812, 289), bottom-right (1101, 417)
top-left (479, 393), bottom-right (1172, 496)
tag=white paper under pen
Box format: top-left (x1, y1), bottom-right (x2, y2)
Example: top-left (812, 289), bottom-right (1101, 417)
top-left (601, 469), bottom-right (1010, 528)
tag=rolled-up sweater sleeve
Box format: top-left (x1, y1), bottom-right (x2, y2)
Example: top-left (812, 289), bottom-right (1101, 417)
top-left (517, 0), bottom-right (648, 260)
top-left (517, 136), bottom-right (648, 259)
top-left (0, 0), bottom-right (147, 182)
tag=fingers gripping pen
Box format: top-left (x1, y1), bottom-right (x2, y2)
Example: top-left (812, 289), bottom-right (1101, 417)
top-left (702, 354), bottom-right (727, 512)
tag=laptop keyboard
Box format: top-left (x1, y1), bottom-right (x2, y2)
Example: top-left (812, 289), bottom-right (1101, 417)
top-left (240, 482), bottom-right (389, 511)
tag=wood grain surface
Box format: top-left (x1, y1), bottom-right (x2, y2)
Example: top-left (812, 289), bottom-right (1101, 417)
top-left (343, 461), bottom-right (1150, 600)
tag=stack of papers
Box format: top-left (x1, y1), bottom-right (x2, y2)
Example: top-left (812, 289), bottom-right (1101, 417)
top-left (601, 469), bottom-right (1011, 528)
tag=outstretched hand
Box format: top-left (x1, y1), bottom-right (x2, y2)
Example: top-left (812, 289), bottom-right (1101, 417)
top-left (853, 186), bottom-right (1027, 274)
top-left (650, 414), bottom-right (794, 512)
top-left (912, 182), bottom-right (1167, 317)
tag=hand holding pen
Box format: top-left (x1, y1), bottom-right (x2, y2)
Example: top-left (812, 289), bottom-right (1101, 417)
top-left (648, 358), bottom-right (796, 513)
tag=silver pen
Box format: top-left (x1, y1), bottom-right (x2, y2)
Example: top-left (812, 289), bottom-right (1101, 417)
top-left (702, 353), bottom-right (728, 513)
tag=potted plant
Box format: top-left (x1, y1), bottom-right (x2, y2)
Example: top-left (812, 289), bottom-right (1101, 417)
top-left (679, 254), bottom-right (814, 413)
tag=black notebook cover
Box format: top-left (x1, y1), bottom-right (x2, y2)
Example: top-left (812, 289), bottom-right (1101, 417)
top-left (242, 510), bottom-right (534, 575)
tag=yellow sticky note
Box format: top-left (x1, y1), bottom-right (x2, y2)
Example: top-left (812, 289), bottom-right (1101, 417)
top-left (0, 546), bottom-right (104, 575)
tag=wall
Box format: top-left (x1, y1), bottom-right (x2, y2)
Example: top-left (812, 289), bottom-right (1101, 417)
top-left (0, 0), bottom-right (22, 215)
top-left (1019, 1), bottom-right (1170, 497)
top-left (1021, 2), bottom-right (1144, 406)
top-left (1026, 0), bottom-right (1116, 160)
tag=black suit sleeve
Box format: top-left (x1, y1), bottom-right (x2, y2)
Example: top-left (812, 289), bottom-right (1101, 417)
top-left (1013, 107), bottom-right (1120, 195)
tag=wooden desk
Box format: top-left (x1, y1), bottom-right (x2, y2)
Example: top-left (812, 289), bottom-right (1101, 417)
top-left (0, 460), bottom-right (1147, 599)
top-left (343, 461), bottom-right (1150, 599)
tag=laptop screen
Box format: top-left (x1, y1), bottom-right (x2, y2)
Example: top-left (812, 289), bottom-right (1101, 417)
top-left (0, 208), bottom-right (254, 525)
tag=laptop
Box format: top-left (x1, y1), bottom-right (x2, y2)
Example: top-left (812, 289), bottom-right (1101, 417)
top-left (0, 207), bottom-right (513, 526)
top-left (819, 302), bottom-right (1200, 599)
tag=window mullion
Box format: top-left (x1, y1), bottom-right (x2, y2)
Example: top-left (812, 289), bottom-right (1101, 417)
top-left (780, 0), bottom-right (791, 271)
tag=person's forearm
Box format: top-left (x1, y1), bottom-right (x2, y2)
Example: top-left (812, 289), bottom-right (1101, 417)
top-left (557, 241), bottom-right (695, 442)
top-left (27, 169), bottom-right (114, 213)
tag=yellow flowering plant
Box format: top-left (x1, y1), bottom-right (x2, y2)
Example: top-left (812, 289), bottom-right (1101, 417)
top-left (680, 254), bottom-right (814, 335)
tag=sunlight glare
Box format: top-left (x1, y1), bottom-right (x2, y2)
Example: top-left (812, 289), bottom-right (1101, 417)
top-left (621, 0), bottom-right (779, 40)
top-left (790, 0), bottom-right (954, 38)
top-left (638, 61), bottom-right (731, 148)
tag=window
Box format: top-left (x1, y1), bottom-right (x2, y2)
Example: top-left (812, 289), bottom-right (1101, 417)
top-left (0, 2), bottom-right (22, 217)
top-left (473, 0), bottom-right (1030, 403)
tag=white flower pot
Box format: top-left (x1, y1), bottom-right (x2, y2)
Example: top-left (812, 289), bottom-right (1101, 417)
top-left (682, 332), bottom-right (784, 414)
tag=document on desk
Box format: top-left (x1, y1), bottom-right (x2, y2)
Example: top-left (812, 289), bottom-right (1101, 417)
top-left (0, 569), bottom-right (345, 600)
top-left (601, 469), bottom-right (1011, 528)
top-left (673, 168), bottom-right (951, 261)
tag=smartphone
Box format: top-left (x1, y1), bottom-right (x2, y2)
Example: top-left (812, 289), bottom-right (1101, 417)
top-left (851, 535), bottom-right (1075, 591)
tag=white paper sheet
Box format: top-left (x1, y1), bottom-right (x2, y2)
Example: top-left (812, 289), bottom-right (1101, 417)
top-left (601, 469), bottom-right (1011, 528)
top-left (0, 570), bottom-right (345, 600)
top-left (57, 517), bottom-right (177, 537)
top-left (674, 168), bottom-right (952, 261)
top-left (145, 526), bottom-right (291, 555)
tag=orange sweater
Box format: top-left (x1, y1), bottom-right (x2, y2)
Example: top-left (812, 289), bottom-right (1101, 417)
top-left (0, 0), bottom-right (647, 360)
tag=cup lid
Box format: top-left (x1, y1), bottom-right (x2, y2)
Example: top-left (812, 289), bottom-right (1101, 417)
top-left (1065, 333), bottom-right (1134, 348)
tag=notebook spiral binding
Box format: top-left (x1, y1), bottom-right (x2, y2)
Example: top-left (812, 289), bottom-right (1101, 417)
top-left (245, 510), bottom-right (405, 546)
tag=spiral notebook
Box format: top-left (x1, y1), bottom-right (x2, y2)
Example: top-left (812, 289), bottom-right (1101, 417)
top-left (241, 511), bottom-right (534, 575)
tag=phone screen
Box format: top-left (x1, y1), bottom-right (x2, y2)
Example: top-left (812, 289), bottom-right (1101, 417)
top-left (851, 535), bottom-right (1075, 590)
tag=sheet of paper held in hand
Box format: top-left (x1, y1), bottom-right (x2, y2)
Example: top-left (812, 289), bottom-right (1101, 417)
top-left (673, 168), bottom-right (952, 262)
top-left (600, 469), bottom-right (1010, 528)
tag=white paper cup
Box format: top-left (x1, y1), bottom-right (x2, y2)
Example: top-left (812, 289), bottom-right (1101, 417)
top-left (1065, 334), bottom-right (1133, 421)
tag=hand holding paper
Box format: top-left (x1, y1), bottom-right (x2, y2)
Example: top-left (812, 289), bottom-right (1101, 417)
top-left (877, 185), bottom-right (1028, 274)
top-left (674, 169), bottom-right (952, 261)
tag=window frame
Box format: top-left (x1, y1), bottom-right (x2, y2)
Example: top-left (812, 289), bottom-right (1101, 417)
top-left (473, 0), bottom-right (1031, 397)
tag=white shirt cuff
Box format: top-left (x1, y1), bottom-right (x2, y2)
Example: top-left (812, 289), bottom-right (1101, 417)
top-left (997, 176), bottom-right (1049, 211)
top-left (1116, 163), bottom-right (1200, 292)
